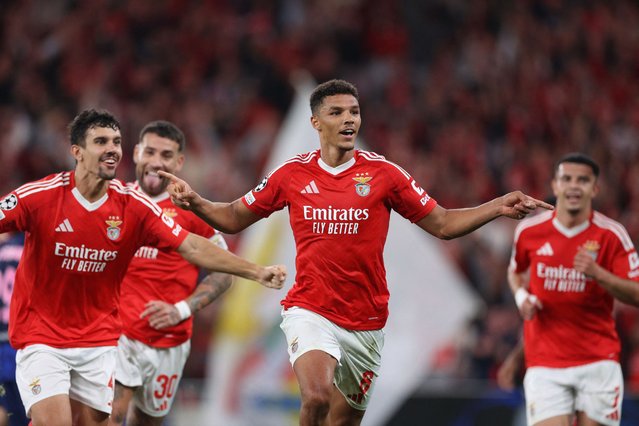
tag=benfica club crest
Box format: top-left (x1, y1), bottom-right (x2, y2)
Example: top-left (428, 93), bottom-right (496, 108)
top-left (106, 216), bottom-right (123, 241)
top-left (353, 173), bottom-right (372, 197)
top-left (30, 378), bottom-right (41, 395)
top-left (583, 240), bottom-right (601, 260)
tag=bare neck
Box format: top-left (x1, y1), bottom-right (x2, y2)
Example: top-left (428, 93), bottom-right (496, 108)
top-left (319, 145), bottom-right (355, 168)
top-left (555, 207), bottom-right (591, 228)
top-left (74, 168), bottom-right (109, 202)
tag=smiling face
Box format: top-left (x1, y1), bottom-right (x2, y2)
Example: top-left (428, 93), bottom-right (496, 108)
top-left (552, 162), bottom-right (598, 216)
top-left (72, 126), bottom-right (122, 180)
top-left (133, 132), bottom-right (184, 196)
top-left (310, 94), bottom-right (361, 152)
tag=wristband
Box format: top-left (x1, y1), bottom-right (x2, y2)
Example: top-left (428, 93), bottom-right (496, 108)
top-left (514, 288), bottom-right (530, 309)
top-left (174, 300), bottom-right (192, 321)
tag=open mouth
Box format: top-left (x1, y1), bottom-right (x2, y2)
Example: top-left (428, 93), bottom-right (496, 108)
top-left (340, 129), bottom-right (355, 136)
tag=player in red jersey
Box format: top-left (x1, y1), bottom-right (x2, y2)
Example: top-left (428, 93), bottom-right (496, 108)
top-left (0, 110), bottom-right (286, 426)
top-left (159, 79), bottom-right (552, 425)
top-left (509, 153), bottom-right (639, 426)
top-left (108, 120), bottom-right (234, 426)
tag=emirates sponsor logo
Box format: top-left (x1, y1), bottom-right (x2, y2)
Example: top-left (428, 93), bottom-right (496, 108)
top-left (54, 242), bottom-right (118, 273)
top-left (537, 263), bottom-right (586, 292)
top-left (304, 205), bottom-right (370, 235)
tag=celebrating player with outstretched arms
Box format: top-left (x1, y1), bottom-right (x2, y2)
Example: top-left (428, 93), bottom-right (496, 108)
top-left (161, 79), bottom-right (551, 426)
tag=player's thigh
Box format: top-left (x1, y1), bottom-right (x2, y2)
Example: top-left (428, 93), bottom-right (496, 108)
top-left (574, 360), bottom-right (623, 426)
top-left (294, 349), bottom-right (339, 398)
top-left (15, 344), bottom-right (72, 418)
top-left (533, 415), bottom-right (574, 426)
top-left (70, 398), bottom-right (109, 426)
top-left (280, 307), bottom-right (342, 368)
top-left (524, 366), bottom-right (576, 425)
top-left (332, 327), bottom-right (384, 412)
top-left (326, 385), bottom-right (365, 426)
top-left (68, 346), bottom-right (116, 416)
top-left (110, 383), bottom-right (135, 425)
top-left (127, 405), bottom-right (166, 426)
top-left (132, 340), bottom-right (190, 419)
top-left (30, 394), bottom-right (72, 426)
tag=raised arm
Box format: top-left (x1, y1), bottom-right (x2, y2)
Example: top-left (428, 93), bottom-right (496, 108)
top-left (141, 271), bottom-right (233, 330)
top-left (177, 232), bottom-right (285, 289)
top-left (574, 247), bottom-right (639, 306)
top-left (158, 170), bottom-right (261, 234)
top-left (416, 191), bottom-right (553, 240)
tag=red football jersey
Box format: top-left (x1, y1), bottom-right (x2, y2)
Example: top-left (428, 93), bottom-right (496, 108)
top-left (242, 150), bottom-right (437, 330)
top-left (510, 210), bottom-right (639, 368)
top-left (0, 172), bottom-right (187, 349)
top-left (120, 184), bottom-right (226, 348)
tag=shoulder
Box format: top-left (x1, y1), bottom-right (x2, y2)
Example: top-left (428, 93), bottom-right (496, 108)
top-left (513, 210), bottom-right (553, 243)
top-left (267, 151), bottom-right (319, 176)
top-left (592, 211), bottom-right (634, 251)
top-left (13, 172), bottom-right (71, 201)
top-left (108, 179), bottom-right (163, 217)
top-left (357, 150), bottom-right (412, 180)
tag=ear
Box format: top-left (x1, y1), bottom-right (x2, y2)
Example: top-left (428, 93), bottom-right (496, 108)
top-left (175, 153), bottom-right (185, 173)
top-left (592, 181), bottom-right (600, 198)
top-left (310, 115), bottom-right (320, 131)
top-left (132, 144), bottom-right (140, 165)
top-left (70, 144), bottom-right (82, 162)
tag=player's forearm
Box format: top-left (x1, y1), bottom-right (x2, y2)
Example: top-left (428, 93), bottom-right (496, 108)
top-left (179, 233), bottom-right (263, 282)
top-left (437, 199), bottom-right (501, 239)
top-left (594, 268), bottom-right (639, 306)
top-left (186, 273), bottom-right (233, 313)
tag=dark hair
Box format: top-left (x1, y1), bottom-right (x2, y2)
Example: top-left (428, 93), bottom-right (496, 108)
top-left (68, 109), bottom-right (121, 147)
top-left (555, 152), bottom-right (600, 177)
top-left (310, 79), bottom-right (359, 114)
top-left (139, 120), bottom-right (186, 152)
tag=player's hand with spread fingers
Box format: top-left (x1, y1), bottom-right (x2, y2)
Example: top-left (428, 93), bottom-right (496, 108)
top-left (140, 300), bottom-right (182, 329)
top-left (500, 191), bottom-right (554, 220)
top-left (158, 170), bottom-right (201, 210)
top-left (259, 265), bottom-right (287, 289)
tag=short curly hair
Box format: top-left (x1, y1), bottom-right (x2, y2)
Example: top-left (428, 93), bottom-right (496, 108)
top-left (68, 109), bottom-right (121, 147)
top-left (310, 79), bottom-right (359, 115)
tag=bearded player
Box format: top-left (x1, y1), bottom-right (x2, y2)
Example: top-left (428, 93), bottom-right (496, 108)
top-left (0, 109), bottom-right (286, 426)
top-left (107, 121), bottom-right (233, 425)
top-left (509, 153), bottom-right (639, 426)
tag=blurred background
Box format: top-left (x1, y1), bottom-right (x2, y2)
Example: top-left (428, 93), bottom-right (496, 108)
top-left (2, 0), bottom-right (639, 425)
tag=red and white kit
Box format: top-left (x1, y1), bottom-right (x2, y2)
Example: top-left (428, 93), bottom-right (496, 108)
top-left (120, 184), bottom-right (225, 348)
top-left (243, 149), bottom-right (437, 331)
top-left (0, 171), bottom-right (187, 349)
top-left (510, 210), bottom-right (639, 368)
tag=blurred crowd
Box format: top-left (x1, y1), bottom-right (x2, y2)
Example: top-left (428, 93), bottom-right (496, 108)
top-left (2, 0), bottom-right (639, 391)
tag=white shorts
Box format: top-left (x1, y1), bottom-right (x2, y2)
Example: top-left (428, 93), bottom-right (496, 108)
top-left (280, 307), bottom-right (384, 411)
top-left (15, 344), bottom-right (116, 417)
top-left (524, 360), bottom-right (623, 426)
top-left (115, 334), bottom-right (190, 417)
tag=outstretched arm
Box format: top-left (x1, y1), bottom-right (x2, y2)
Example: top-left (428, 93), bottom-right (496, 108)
top-left (141, 271), bottom-right (233, 330)
top-left (416, 191), bottom-right (553, 240)
top-left (177, 232), bottom-right (286, 289)
top-left (574, 247), bottom-right (639, 306)
top-left (158, 170), bottom-right (261, 234)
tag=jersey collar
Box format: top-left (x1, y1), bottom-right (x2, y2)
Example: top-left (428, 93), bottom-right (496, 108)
top-left (317, 156), bottom-right (356, 176)
top-left (551, 215), bottom-right (591, 238)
